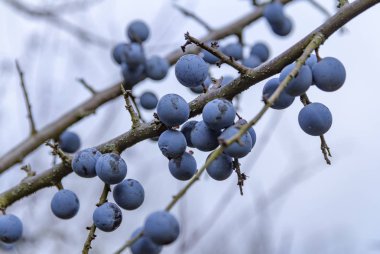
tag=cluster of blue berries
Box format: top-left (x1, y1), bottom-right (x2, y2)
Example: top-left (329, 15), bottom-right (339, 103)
top-left (0, 130), bottom-right (81, 244)
top-left (113, 20), bottom-right (165, 112)
top-left (263, 54), bottom-right (346, 136)
top-left (263, 1), bottom-right (293, 36)
top-left (155, 53), bottom-right (257, 183)
top-left (202, 40), bottom-right (269, 69)
top-left (56, 139), bottom-right (179, 253)
top-left (112, 20), bottom-right (169, 85)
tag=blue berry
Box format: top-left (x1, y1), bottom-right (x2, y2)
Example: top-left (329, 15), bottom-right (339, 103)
top-left (298, 102), bottom-right (333, 136)
top-left (71, 148), bottom-right (101, 178)
top-left (113, 179), bottom-right (144, 210)
top-left (144, 211), bottom-right (180, 245)
top-left (175, 54), bottom-right (209, 87)
top-left (279, 63), bottom-right (312, 96)
top-left (127, 20), bottom-right (149, 42)
top-left (190, 121), bottom-right (221, 152)
top-left (145, 56), bottom-right (169, 81)
top-left (0, 215), bottom-right (23, 243)
top-left (242, 55), bottom-right (261, 68)
top-left (121, 63), bottom-right (145, 85)
top-left (206, 153), bottom-right (233, 181)
top-left (130, 227), bottom-right (162, 254)
top-left (306, 54), bottom-right (318, 68)
top-left (190, 75), bottom-right (211, 94)
top-left (156, 94), bottom-right (190, 127)
top-left (312, 57), bottom-right (346, 92)
top-left (93, 202), bottom-right (122, 232)
top-left (180, 121), bottom-right (198, 148)
top-left (270, 17), bottom-right (293, 36)
top-left (202, 43), bottom-right (220, 64)
top-left (221, 42), bottom-right (243, 60)
top-left (250, 42), bottom-right (270, 62)
top-left (95, 153), bottom-right (127, 185)
top-left (51, 189), bottom-right (80, 219)
top-left (236, 119), bottom-right (257, 148)
top-left (168, 152), bottom-right (197, 181)
top-left (219, 125), bottom-right (252, 158)
top-left (140, 91), bottom-right (158, 110)
top-left (158, 130), bottom-right (187, 159)
top-left (202, 99), bottom-right (236, 130)
top-left (263, 2), bottom-right (286, 25)
top-left (112, 43), bottom-right (127, 65)
top-left (59, 131), bottom-right (81, 153)
top-left (262, 78), bottom-right (295, 110)
top-left (123, 43), bottom-right (145, 68)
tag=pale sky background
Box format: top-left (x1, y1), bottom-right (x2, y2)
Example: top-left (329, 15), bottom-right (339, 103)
top-left (0, 0), bottom-right (380, 253)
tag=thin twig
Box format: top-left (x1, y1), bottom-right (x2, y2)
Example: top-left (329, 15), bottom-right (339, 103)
top-left (121, 85), bottom-right (141, 128)
top-left (129, 93), bottom-right (145, 123)
top-left (45, 141), bottom-right (71, 165)
top-left (173, 4), bottom-right (213, 32)
top-left (300, 94), bottom-right (332, 165)
top-left (233, 158), bottom-right (246, 195)
top-left (183, 32), bottom-right (249, 74)
top-left (77, 78), bottom-right (97, 95)
top-left (55, 181), bottom-right (64, 190)
top-left (307, 0), bottom-right (331, 17)
top-left (15, 60), bottom-right (37, 135)
top-left (82, 184), bottom-right (111, 254)
top-left (20, 164), bottom-right (36, 178)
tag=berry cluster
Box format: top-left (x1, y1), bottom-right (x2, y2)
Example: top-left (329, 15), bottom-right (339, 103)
top-left (263, 54), bottom-right (346, 136)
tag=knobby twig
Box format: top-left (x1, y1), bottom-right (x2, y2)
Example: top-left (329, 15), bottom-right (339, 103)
top-left (300, 94), bottom-right (332, 164)
top-left (0, 0), bottom-right (377, 214)
top-left (0, 0), bottom-right (290, 173)
top-left (129, 93), bottom-right (145, 123)
top-left (173, 4), bottom-right (213, 32)
top-left (233, 158), bottom-right (246, 195)
top-left (121, 85), bottom-right (141, 128)
top-left (45, 141), bottom-right (71, 165)
top-left (20, 164), bottom-right (36, 178)
top-left (83, 184), bottom-right (111, 254)
top-left (77, 78), bottom-right (97, 95)
top-left (183, 32), bottom-right (249, 74)
top-left (15, 60), bottom-right (37, 135)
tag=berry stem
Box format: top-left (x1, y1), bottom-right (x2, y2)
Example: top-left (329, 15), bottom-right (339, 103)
top-left (82, 184), bottom-right (110, 254)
